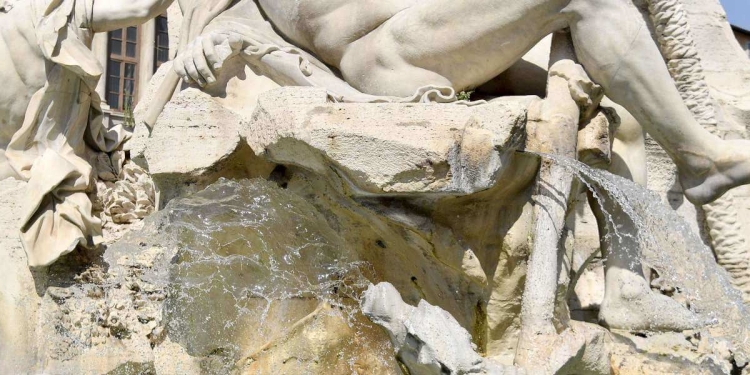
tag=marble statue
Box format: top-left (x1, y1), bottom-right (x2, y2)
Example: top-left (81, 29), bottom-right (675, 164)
top-left (3, 0), bottom-right (750, 372)
top-left (0, 0), bottom-right (172, 266)
top-left (159, 0), bottom-right (738, 336)
top-left (172, 0), bottom-right (750, 207)
top-left (164, 5), bottom-right (750, 337)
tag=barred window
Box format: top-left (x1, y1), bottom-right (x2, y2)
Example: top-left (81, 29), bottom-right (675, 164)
top-left (155, 15), bottom-right (170, 72)
top-left (107, 26), bottom-right (139, 111)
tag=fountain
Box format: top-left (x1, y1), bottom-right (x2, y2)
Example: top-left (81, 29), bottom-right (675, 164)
top-left (1, 0), bottom-right (750, 373)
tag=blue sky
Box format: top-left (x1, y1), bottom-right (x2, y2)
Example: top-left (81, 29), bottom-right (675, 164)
top-left (720, 0), bottom-right (750, 30)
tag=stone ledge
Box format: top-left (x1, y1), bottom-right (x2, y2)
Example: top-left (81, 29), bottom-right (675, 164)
top-left (135, 86), bottom-right (530, 201)
top-left (247, 87), bottom-right (529, 196)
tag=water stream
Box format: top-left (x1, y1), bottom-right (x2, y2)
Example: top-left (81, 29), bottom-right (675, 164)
top-left (542, 153), bottom-right (750, 353)
top-left (127, 178), bottom-right (398, 373)
top-left (104, 157), bottom-right (750, 372)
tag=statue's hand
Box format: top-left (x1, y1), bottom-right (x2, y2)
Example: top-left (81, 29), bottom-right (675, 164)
top-left (173, 32), bottom-right (242, 87)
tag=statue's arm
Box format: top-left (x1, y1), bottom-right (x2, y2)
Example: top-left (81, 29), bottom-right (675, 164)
top-left (174, 0), bottom-right (336, 87)
top-left (91, 0), bottom-right (174, 32)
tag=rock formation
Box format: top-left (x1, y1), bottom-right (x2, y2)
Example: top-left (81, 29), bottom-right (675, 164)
top-left (2, 0), bottom-right (750, 373)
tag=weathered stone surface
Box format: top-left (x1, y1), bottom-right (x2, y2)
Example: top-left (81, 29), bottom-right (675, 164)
top-left (0, 178), bottom-right (40, 371)
top-left (247, 87), bottom-right (528, 196)
top-left (362, 282), bottom-right (493, 374)
top-left (135, 85), bottom-right (529, 205)
top-left (141, 88), bottom-right (243, 177)
top-left (362, 282), bottom-right (612, 375)
top-left (2, 0), bottom-right (750, 374)
top-left (131, 86), bottom-right (276, 205)
top-left (4, 169), bottom-right (748, 374)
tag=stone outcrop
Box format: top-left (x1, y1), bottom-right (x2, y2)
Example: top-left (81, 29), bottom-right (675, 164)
top-left (362, 282), bottom-right (517, 375)
top-left (3, 0), bottom-right (750, 373)
top-left (361, 282), bottom-right (612, 375)
top-left (4, 82), bottom-right (749, 373)
top-left (247, 88), bottom-right (528, 196)
top-left (0, 178), bottom-right (40, 370)
top-left (132, 86), bottom-right (529, 204)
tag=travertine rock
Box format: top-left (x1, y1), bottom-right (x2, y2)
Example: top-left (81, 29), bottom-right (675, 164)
top-left (142, 88), bottom-right (242, 177)
top-left (362, 282), bottom-right (497, 374)
top-left (132, 81), bottom-right (277, 206)
top-left (2, 169), bottom-right (747, 374)
top-left (0, 178), bottom-right (40, 371)
top-left (362, 282), bottom-right (613, 375)
top-left (4, 0), bottom-right (750, 372)
top-left (136, 86), bottom-right (529, 205)
top-left (94, 157), bottom-right (156, 225)
top-left (247, 87), bottom-right (528, 196)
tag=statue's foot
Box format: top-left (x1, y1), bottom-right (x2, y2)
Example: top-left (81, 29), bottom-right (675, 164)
top-left (679, 139), bottom-right (750, 205)
top-left (599, 273), bottom-right (708, 332)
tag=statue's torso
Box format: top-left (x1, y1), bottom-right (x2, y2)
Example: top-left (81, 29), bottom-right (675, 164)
top-left (0, 7), bottom-right (47, 149)
top-left (257, 0), bottom-right (419, 65)
top-left (0, 0), bottom-right (97, 151)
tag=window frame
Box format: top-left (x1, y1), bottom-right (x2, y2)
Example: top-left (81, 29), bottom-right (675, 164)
top-left (106, 26), bottom-right (141, 112)
top-left (154, 15), bottom-right (170, 73)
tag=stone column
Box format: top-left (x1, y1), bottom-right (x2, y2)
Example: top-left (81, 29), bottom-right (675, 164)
top-left (91, 33), bottom-right (109, 105)
top-left (138, 19), bottom-right (156, 102)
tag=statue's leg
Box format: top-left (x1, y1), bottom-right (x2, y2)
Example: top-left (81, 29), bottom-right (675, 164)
top-left (339, 0), bottom-right (572, 97)
top-left (590, 100), bottom-right (704, 331)
top-left (341, 0), bottom-right (750, 205)
top-left (565, 0), bottom-right (750, 205)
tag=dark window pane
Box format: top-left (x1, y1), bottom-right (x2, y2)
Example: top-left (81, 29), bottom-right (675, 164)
top-left (123, 80), bottom-right (134, 96)
top-left (124, 63), bottom-right (135, 78)
top-left (157, 34), bottom-right (169, 48)
top-left (156, 16), bottom-right (168, 32)
top-left (126, 42), bottom-right (136, 57)
top-left (107, 60), bottom-right (120, 76)
top-left (107, 93), bottom-right (119, 109)
top-left (107, 76), bottom-right (119, 94)
top-left (159, 49), bottom-right (168, 61)
top-left (110, 29), bottom-right (122, 40)
top-left (126, 27), bottom-right (137, 42)
top-left (110, 40), bottom-right (122, 55)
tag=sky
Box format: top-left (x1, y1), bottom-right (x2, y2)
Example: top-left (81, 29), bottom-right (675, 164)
top-left (720, 0), bottom-right (750, 30)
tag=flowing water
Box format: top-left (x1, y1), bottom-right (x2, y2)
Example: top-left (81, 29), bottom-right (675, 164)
top-left (99, 157), bottom-right (750, 372)
top-left (128, 178), bottom-right (399, 373)
top-left (543, 153), bottom-right (750, 353)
